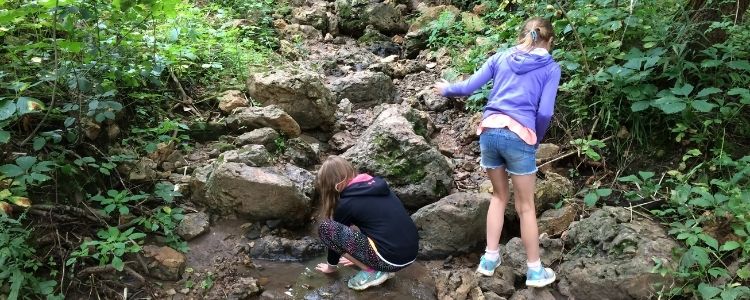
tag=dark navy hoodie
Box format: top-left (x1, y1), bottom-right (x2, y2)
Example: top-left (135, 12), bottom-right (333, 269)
top-left (327, 176), bottom-right (419, 266)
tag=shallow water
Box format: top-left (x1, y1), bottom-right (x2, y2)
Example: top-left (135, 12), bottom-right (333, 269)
top-left (182, 218), bottom-right (436, 299)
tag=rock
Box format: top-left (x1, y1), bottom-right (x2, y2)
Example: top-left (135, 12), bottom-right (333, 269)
top-left (502, 236), bottom-right (564, 276)
top-left (235, 127), bottom-right (280, 150)
top-left (142, 245), bottom-right (186, 281)
top-left (107, 124), bottom-right (121, 139)
top-left (329, 71), bottom-right (397, 108)
top-left (335, 0), bottom-right (407, 36)
top-left (249, 235), bottom-right (325, 261)
top-left (290, 1), bottom-right (328, 31)
top-left (509, 288), bottom-right (556, 300)
top-left (538, 205), bottom-right (577, 236)
top-left (329, 131), bottom-right (355, 151)
top-left (435, 268), bottom-right (480, 300)
top-left (460, 112), bottom-right (483, 144)
top-left (283, 137), bottom-right (319, 168)
top-left (203, 163), bottom-right (312, 222)
top-left (218, 90), bottom-right (248, 113)
top-left (226, 105), bottom-right (301, 137)
top-left (419, 88), bottom-right (450, 111)
top-left (176, 212), bottom-right (210, 240)
top-left (189, 163), bottom-right (215, 203)
top-left (478, 266), bottom-right (516, 297)
top-left (83, 118), bottom-right (101, 140)
top-left (535, 143), bottom-right (560, 161)
top-left (342, 105), bottom-right (452, 208)
top-left (411, 193), bottom-right (491, 258)
top-left (483, 291), bottom-right (507, 300)
top-left (227, 277), bottom-right (262, 300)
top-left (188, 120), bottom-right (229, 142)
top-left (280, 23), bottom-right (322, 41)
top-left (505, 172), bottom-right (574, 220)
top-left (246, 67), bottom-right (336, 130)
top-left (277, 163), bottom-right (316, 199)
top-left (128, 157), bottom-right (158, 182)
top-left (376, 59), bottom-right (426, 79)
top-left (218, 144), bottom-right (272, 167)
top-left (557, 207), bottom-right (679, 300)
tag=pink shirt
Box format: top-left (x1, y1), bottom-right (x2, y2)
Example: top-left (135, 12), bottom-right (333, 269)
top-left (477, 113), bottom-right (537, 145)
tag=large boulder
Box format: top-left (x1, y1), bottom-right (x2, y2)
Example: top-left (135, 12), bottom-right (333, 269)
top-left (290, 0), bottom-right (329, 31)
top-left (557, 207), bottom-right (678, 300)
top-left (246, 67), bottom-right (336, 130)
top-left (217, 144), bottom-right (272, 167)
top-left (502, 236), bottom-right (564, 276)
top-left (234, 127), bottom-right (280, 150)
top-left (505, 172), bottom-right (574, 220)
top-left (342, 104), bottom-right (452, 208)
top-left (218, 90), bottom-right (249, 113)
top-left (328, 71), bottom-right (397, 108)
top-left (411, 193), bottom-right (490, 258)
top-left (226, 105), bottom-right (301, 137)
top-left (202, 162), bottom-right (313, 222)
top-left (335, 0), bottom-right (407, 36)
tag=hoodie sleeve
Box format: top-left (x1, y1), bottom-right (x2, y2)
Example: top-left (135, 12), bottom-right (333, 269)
top-left (535, 65), bottom-right (561, 144)
top-left (325, 203), bottom-right (354, 265)
top-left (441, 53), bottom-right (498, 97)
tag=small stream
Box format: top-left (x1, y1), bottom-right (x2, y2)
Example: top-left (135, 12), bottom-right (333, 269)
top-left (172, 218), bottom-right (437, 299)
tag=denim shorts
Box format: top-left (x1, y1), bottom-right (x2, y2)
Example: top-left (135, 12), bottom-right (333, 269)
top-left (479, 128), bottom-right (538, 175)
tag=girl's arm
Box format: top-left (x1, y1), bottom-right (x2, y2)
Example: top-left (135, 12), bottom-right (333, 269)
top-left (535, 65), bottom-right (562, 144)
top-left (440, 54), bottom-right (498, 97)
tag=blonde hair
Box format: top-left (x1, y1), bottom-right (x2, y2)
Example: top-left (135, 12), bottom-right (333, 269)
top-left (317, 156), bottom-right (357, 219)
top-left (517, 17), bottom-right (554, 50)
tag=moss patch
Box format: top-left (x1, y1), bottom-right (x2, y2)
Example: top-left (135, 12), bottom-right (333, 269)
top-left (403, 109), bottom-right (429, 138)
top-left (371, 133), bottom-right (427, 184)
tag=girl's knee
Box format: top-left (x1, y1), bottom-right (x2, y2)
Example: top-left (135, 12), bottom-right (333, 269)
top-left (318, 220), bottom-right (335, 241)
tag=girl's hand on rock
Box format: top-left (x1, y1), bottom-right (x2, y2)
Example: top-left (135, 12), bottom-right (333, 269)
top-left (315, 263), bottom-right (337, 274)
top-left (434, 79), bottom-right (449, 95)
top-left (339, 257), bottom-right (355, 266)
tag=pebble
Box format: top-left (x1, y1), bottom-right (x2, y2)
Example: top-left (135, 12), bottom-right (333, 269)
top-left (179, 288), bottom-right (190, 294)
top-left (426, 62), bottom-right (437, 69)
top-left (166, 289), bottom-right (177, 295)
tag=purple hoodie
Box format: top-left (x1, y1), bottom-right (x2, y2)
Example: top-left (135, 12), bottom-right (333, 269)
top-left (441, 47), bottom-right (561, 143)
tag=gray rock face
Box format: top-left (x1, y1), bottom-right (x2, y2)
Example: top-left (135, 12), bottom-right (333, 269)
top-left (509, 288), bottom-right (556, 300)
top-left (203, 162), bottom-right (313, 222)
top-left (235, 127), bottom-right (280, 150)
top-left (505, 172), bottom-right (574, 220)
top-left (411, 193), bottom-right (491, 258)
top-left (290, 0), bottom-right (328, 31)
top-left (557, 207), bottom-right (678, 300)
top-left (246, 67), bottom-right (336, 130)
top-left (226, 105), bottom-right (302, 137)
top-left (329, 71), bottom-right (397, 108)
top-left (538, 204), bottom-right (577, 236)
top-left (249, 235), bottom-right (325, 261)
top-left (502, 236), bottom-right (564, 276)
top-left (176, 212), bottom-right (210, 241)
top-left (478, 266), bottom-right (516, 297)
top-left (335, 0), bottom-right (407, 36)
top-left (218, 144), bottom-right (272, 167)
top-left (189, 163), bottom-right (215, 203)
top-left (342, 105), bottom-right (452, 208)
top-left (283, 137), bottom-right (319, 168)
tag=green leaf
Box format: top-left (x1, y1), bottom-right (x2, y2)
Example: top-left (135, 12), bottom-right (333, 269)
top-left (9, 269), bottom-right (24, 300)
top-left (596, 188), bottom-right (613, 197)
top-left (129, 232), bottom-right (146, 240)
top-left (64, 117), bottom-right (75, 128)
top-left (671, 83), bottom-right (694, 96)
top-left (111, 256), bottom-right (124, 271)
top-left (631, 101), bottom-right (650, 112)
top-left (727, 60), bottom-right (750, 71)
top-left (720, 241), bottom-right (740, 251)
top-left (688, 197), bottom-right (713, 207)
top-left (698, 283), bottom-right (721, 300)
top-left (119, 205), bottom-right (129, 215)
top-left (584, 193), bottom-right (599, 207)
top-left (0, 98), bottom-right (16, 120)
top-left (59, 40), bottom-right (83, 53)
top-left (33, 136), bottom-right (46, 150)
top-left (701, 59), bottom-right (722, 68)
top-left (698, 234), bottom-right (719, 250)
top-left (696, 87), bottom-right (721, 98)
top-left (0, 130), bottom-right (10, 144)
top-left (691, 100), bottom-right (717, 112)
top-left (15, 156), bottom-right (36, 170)
top-left (738, 264), bottom-right (750, 279)
top-left (0, 164), bottom-right (24, 177)
top-left (652, 96), bottom-right (687, 114)
top-left (17, 97), bottom-right (44, 115)
top-left (638, 171), bottom-right (655, 180)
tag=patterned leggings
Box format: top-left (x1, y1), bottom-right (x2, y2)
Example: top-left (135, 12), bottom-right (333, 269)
top-left (318, 219), bottom-right (404, 272)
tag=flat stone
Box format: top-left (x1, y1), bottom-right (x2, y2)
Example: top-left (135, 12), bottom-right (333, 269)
top-left (176, 212), bottom-right (210, 241)
top-left (142, 245), bottom-right (186, 281)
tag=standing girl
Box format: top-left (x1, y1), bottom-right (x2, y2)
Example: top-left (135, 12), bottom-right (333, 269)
top-left (435, 17), bottom-right (560, 287)
top-left (314, 156), bottom-right (419, 291)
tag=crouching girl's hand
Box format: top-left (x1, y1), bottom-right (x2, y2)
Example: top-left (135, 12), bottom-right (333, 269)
top-left (315, 263), bottom-right (337, 274)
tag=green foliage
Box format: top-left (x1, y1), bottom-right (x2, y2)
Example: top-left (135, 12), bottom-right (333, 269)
top-left (89, 189), bottom-right (147, 216)
top-left (67, 226), bottom-right (146, 272)
top-left (0, 215), bottom-right (62, 300)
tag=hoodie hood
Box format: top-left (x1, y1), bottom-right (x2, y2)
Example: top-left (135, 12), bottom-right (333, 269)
top-left (340, 176), bottom-right (390, 198)
top-left (506, 48), bottom-right (555, 75)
